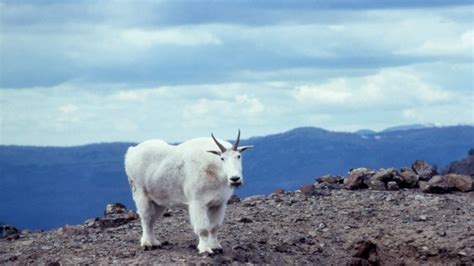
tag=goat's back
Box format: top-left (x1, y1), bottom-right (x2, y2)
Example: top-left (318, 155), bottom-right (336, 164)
top-left (124, 139), bottom-right (174, 184)
top-left (176, 137), bottom-right (232, 153)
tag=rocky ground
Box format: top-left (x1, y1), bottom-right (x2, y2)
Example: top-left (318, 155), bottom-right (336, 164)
top-left (1, 188), bottom-right (473, 265)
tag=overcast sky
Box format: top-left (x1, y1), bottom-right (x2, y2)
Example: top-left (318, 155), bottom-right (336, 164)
top-left (1, 0), bottom-right (473, 146)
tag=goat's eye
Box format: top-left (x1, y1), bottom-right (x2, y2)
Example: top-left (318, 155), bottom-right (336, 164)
top-left (221, 157), bottom-right (224, 161)
top-left (237, 155), bottom-right (241, 159)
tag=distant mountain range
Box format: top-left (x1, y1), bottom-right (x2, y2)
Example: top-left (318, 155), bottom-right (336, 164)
top-left (355, 123), bottom-right (437, 136)
top-left (1, 125), bottom-right (473, 230)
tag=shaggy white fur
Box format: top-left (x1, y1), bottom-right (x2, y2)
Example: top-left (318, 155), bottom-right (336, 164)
top-left (124, 133), bottom-right (252, 254)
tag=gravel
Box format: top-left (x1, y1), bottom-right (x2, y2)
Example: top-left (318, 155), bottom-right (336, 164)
top-left (1, 189), bottom-right (473, 265)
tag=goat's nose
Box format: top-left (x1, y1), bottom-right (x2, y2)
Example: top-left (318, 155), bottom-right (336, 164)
top-left (230, 176), bottom-right (241, 182)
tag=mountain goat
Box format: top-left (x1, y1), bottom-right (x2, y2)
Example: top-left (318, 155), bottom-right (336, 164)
top-left (124, 130), bottom-right (252, 254)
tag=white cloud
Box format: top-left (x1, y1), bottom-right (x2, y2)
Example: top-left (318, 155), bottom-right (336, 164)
top-left (294, 79), bottom-right (352, 105)
top-left (1, 74), bottom-right (472, 146)
top-left (120, 27), bottom-right (222, 48)
top-left (114, 119), bottom-right (139, 132)
top-left (1, 2), bottom-right (473, 145)
top-left (235, 95), bottom-right (265, 116)
top-left (400, 29), bottom-right (474, 56)
top-left (293, 69), bottom-right (457, 111)
top-left (182, 94), bottom-right (265, 128)
top-left (109, 88), bottom-right (170, 102)
top-left (56, 104), bottom-right (83, 127)
top-left (58, 104), bottom-right (78, 114)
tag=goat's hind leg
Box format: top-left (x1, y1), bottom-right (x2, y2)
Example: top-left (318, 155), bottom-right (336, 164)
top-left (133, 190), bottom-right (165, 249)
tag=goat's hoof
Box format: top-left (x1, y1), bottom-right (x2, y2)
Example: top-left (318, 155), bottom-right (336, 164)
top-left (143, 244), bottom-right (161, 251)
top-left (200, 251), bottom-right (218, 257)
top-left (198, 246), bottom-right (214, 255)
top-left (141, 237), bottom-right (162, 250)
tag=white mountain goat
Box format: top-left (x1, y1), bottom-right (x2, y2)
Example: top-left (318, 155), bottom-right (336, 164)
top-left (124, 130), bottom-right (252, 254)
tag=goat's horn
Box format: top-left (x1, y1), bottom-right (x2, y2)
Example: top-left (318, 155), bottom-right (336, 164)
top-left (211, 133), bottom-right (227, 153)
top-left (233, 129), bottom-right (241, 151)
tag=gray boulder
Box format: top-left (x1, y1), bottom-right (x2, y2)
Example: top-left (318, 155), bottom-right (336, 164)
top-left (371, 168), bottom-right (397, 182)
top-left (412, 160), bottom-right (437, 181)
top-left (366, 179), bottom-right (386, 190)
top-left (344, 168), bottom-right (375, 190)
top-left (317, 175), bottom-right (343, 184)
top-left (420, 174), bottom-right (472, 193)
top-left (387, 181), bottom-right (399, 191)
top-left (1, 225), bottom-right (19, 239)
top-left (420, 175), bottom-right (453, 193)
top-left (315, 182), bottom-right (343, 190)
top-left (399, 169), bottom-right (419, 188)
top-left (105, 203), bottom-right (127, 216)
top-left (445, 174), bottom-right (473, 192)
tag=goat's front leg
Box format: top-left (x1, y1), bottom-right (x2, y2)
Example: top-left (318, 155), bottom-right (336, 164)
top-left (208, 204), bottom-right (226, 251)
top-left (188, 201), bottom-right (214, 254)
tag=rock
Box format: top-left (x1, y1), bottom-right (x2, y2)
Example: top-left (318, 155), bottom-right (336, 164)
top-left (300, 184), bottom-right (317, 196)
top-left (274, 243), bottom-right (290, 253)
top-left (412, 160), bottom-right (437, 181)
top-left (350, 240), bottom-right (379, 266)
top-left (420, 174), bottom-right (472, 193)
top-left (241, 195), bottom-right (265, 206)
top-left (414, 194), bottom-right (427, 201)
top-left (318, 222), bottom-right (327, 229)
top-left (273, 188), bottom-right (285, 195)
top-left (57, 225), bottom-right (85, 237)
top-left (228, 194), bottom-right (241, 204)
top-left (314, 182), bottom-right (342, 190)
top-left (422, 175), bottom-right (454, 193)
top-left (419, 245), bottom-right (439, 257)
top-left (99, 217), bottom-right (135, 229)
top-left (127, 210), bottom-right (139, 220)
top-left (105, 203), bottom-right (127, 216)
top-left (238, 217), bottom-right (253, 223)
top-left (366, 179), bottom-right (386, 190)
top-left (387, 181), bottom-right (399, 190)
top-left (344, 168), bottom-right (374, 190)
top-left (1, 225), bottom-right (19, 239)
top-left (419, 181), bottom-right (430, 192)
top-left (371, 168), bottom-right (396, 182)
top-left (317, 175), bottom-right (342, 184)
top-left (399, 169), bottom-right (419, 188)
top-left (417, 215), bottom-right (427, 221)
top-left (84, 217), bottom-right (100, 227)
top-left (445, 174), bottom-right (473, 192)
top-left (6, 234), bottom-right (20, 241)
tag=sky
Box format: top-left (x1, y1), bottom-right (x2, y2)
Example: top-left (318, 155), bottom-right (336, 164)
top-left (0, 0), bottom-right (473, 146)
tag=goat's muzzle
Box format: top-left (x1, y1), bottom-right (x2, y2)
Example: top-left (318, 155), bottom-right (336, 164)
top-left (229, 176), bottom-right (242, 187)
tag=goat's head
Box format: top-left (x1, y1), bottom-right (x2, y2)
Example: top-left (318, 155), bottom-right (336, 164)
top-left (207, 130), bottom-right (253, 187)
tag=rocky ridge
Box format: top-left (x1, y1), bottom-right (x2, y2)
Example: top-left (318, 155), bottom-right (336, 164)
top-left (312, 160), bottom-right (473, 193)
top-left (1, 160), bottom-right (473, 265)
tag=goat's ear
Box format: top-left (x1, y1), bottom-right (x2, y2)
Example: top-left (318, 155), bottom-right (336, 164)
top-left (237, 145), bottom-right (253, 153)
top-left (207, 150), bottom-right (221, 156)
